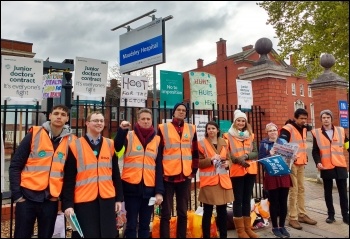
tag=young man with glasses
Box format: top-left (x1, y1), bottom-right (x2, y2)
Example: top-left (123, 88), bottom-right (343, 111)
top-left (61, 111), bottom-right (123, 238)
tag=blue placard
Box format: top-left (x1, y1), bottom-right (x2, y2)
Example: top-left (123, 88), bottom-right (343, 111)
top-left (258, 155), bottom-right (291, 176)
top-left (338, 100), bottom-right (349, 128)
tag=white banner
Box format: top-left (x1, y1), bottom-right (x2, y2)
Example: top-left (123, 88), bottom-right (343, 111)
top-left (236, 79), bottom-right (253, 111)
top-left (73, 57), bottom-right (108, 104)
top-left (120, 75), bottom-right (149, 107)
top-left (189, 71), bottom-right (217, 110)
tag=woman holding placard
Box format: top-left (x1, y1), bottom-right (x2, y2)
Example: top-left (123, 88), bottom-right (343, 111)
top-left (258, 123), bottom-right (292, 238)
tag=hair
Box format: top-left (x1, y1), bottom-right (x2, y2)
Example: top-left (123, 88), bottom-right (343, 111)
top-left (137, 108), bottom-right (152, 119)
top-left (265, 122), bottom-right (278, 132)
top-left (205, 121), bottom-right (220, 138)
top-left (232, 120), bottom-right (253, 135)
top-left (294, 108), bottom-right (308, 118)
top-left (86, 111), bottom-right (103, 121)
top-left (51, 104), bottom-right (69, 114)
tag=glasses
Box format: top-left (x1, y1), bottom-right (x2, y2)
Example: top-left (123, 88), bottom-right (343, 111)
top-left (267, 129), bottom-right (277, 132)
top-left (89, 119), bottom-right (104, 123)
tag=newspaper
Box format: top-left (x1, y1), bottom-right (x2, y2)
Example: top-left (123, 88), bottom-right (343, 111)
top-left (65, 213), bottom-right (84, 238)
top-left (271, 142), bottom-right (299, 168)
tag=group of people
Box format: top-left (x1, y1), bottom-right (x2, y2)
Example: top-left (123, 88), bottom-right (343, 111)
top-left (8, 103), bottom-right (349, 238)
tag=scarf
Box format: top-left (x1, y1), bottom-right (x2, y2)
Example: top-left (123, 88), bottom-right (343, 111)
top-left (134, 123), bottom-right (155, 148)
top-left (228, 126), bottom-right (250, 141)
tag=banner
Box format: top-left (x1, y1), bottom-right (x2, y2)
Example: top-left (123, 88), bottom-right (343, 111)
top-left (160, 70), bottom-right (183, 109)
top-left (258, 155), bottom-right (291, 176)
top-left (42, 72), bottom-right (63, 98)
top-left (189, 71), bottom-right (217, 110)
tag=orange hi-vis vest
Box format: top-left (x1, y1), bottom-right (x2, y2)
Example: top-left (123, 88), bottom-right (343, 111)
top-left (223, 133), bottom-right (257, 177)
top-left (70, 137), bottom-right (115, 203)
top-left (311, 127), bottom-right (347, 169)
top-left (20, 126), bottom-right (76, 197)
top-left (282, 124), bottom-right (307, 165)
top-left (159, 122), bottom-right (195, 177)
top-left (122, 131), bottom-right (160, 186)
top-left (198, 139), bottom-right (232, 189)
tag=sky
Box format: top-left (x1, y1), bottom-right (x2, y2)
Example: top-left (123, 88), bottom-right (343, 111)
top-left (1, 1), bottom-right (279, 87)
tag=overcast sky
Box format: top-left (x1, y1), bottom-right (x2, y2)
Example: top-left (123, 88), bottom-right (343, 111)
top-left (1, 1), bottom-right (279, 86)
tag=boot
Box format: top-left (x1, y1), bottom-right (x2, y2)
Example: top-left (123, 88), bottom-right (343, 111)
top-left (243, 217), bottom-right (259, 238)
top-left (233, 217), bottom-right (249, 238)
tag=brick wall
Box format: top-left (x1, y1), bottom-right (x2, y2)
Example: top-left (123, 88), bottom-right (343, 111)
top-left (1, 204), bottom-right (15, 221)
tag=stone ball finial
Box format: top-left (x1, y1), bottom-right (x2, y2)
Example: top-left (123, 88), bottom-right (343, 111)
top-left (255, 37), bottom-right (273, 55)
top-left (320, 54), bottom-right (335, 69)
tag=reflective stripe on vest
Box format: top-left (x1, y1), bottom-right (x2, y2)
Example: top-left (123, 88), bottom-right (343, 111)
top-left (122, 131), bottom-right (159, 186)
top-left (198, 139), bottom-right (232, 189)
top-left (21, 126), bottom-right (76, 197)
top-left (159, 123), bottom-right (194, 176)
top-left (311, 127), bottom-right (347, 169)
top-left (223, 133), bottom-right (258, 176)
top-left (70, 137), bottom-right (115, 203)
top-left (283, 124), bottom-right (307, 165)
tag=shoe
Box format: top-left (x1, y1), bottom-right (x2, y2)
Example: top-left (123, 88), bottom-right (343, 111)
top-left (289, 220), bottom-right (302, 230)
top-left (343, 215), bottom-right (349, 225)
top-left (326, 217), bottom-right (336, 223)
top-left (298, 215), bottom-right (317, 225)
top-left (279, 227), bottom-right (290, 238)
top-left (272, 228), bottom-right (283, 238)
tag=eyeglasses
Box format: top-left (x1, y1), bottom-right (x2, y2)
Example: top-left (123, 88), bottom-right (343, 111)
top-left (89, 119), bottom-right (104, 123)
top-left (267, 129), bottom-right (277, 132)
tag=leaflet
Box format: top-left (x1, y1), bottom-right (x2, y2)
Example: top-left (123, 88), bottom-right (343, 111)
top-left (65, 213), bottom-right (84, 238)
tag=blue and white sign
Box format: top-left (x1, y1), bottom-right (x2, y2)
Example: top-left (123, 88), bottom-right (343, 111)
top-left (258, 155), bottom-right (291, 176)
top-left (119, 18), bottom-right (164, 73)
top-left (338, 100), bottom-right (349, 128)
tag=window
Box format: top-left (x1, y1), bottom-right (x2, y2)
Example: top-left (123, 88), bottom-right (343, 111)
top-left (291, 83), bottom-right (296, 95)
top-left (111, 107), bottom-right (117, 121)
top-left (294, 99), bottom-right (304, 111)
top-left (71, 128), bottom-right (83, 137)
top-left (308, 86), bottom-right (312, 97)
top-left (300, 84), bottom-right (304, 96)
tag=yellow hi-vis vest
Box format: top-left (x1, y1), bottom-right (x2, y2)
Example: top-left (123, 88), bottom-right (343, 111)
top-left (70, 137), bottom-right (115, 203)
top-left (20, 126), bottom-right (76, 197)
top-left (122, 131), bottom-right (160, 186)
top-left (311, 127), bottom-right (347, 169)
top-left (282, 124), bottom-right (307, 165)
top-left (223, 133), bottom-right (257, 177)
top-left (198, 138), bottom-right (232, 189)
top-left (159, 122), bottom-right (195, 176)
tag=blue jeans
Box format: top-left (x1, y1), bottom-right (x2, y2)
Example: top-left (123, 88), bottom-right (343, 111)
top-left (124, 195), bottom-right (154, 238)
top-left (14, 199), bottom-right (58, 238)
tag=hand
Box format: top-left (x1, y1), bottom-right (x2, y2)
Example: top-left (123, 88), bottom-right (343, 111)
top-left (211, 154), bottom-right (221, 161)
top-left (119, 121), bottom-right (131, 129)
top-left (221, 160), bottom-right (229, 168)
top-left (115, 202), bottom-right (122, 213)
top-left (270, 149), bottom-right (275, 155)
top-left (235, 156), bottom-right (250, 168)
top-left (317, 163), bottom-right (324, 170)
top-left (64, 207), bottom-right (74, 217)
top-left (155, 194), bottom-right (163, 205)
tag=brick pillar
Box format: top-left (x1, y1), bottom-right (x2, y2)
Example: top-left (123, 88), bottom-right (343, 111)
top-left (309, 54), bottom-right (349, 171)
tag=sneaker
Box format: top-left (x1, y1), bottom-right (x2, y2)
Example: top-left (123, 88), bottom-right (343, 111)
top-left (326, 217), bottom-right (336, 223)
top-left (289, 220), bottom-right (302, 230)
top-left (272, 228), bottom-right (283, 238)
top-left (298, 215), bottom-right (317, 225)
top-left (279, 227), bottom-right (290, 238)
top-left (343, 215), bottom-right (349, 225)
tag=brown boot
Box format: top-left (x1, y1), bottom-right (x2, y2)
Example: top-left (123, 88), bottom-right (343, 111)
top-left (233, 217), bottom-right (249, 238)
top-left (243, 217), bottom-right (259, 238)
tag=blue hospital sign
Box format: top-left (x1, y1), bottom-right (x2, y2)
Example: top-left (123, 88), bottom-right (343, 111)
top-left (338, 100), bottom-right (349, 128)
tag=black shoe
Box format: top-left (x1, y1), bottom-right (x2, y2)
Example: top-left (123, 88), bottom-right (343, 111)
top-left (272, 228), bottom-right (283, 238)
top-left (326, 217), bottom-right (336, 223)
top-left (343, 215), bottom-right (349, 225)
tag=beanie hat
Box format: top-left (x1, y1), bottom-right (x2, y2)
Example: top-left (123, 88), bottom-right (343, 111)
top-left (234, 109), bottom-right (247, 122)
top-left (320, 109), bottom-right (333, 120)
top-left (266, 122), bottom-right (278, 131)
top-left (173, 102), bottom-right (187, 117)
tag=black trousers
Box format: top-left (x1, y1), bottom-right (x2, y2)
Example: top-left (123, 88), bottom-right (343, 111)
top-left (14, 199), bottom-right (58, 238)
top-left (202, 203), bottom-right (227, 238)
top-left (268, 187), bottom-right (289, 228)
top-left (231, 174), bottom-right (256, 217)
top-left (160, 179), bottom-right (190, 238)
top-left (323, 178), bottom-right (349, 218)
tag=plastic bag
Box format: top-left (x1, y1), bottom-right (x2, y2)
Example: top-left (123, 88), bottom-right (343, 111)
top-left (170, 216), bottom-right (177, 238)
top-left (210, 215), bottom-right (218, 238)
top-left (116, 202), bottom-right (127, 230)
top-left (151, 215), bottom-right (160, 238)
top-left (187, 210), bottom-right (195, 238)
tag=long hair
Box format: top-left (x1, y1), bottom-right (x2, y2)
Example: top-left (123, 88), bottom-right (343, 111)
top-left (205, 121), bottom-right (220, 138)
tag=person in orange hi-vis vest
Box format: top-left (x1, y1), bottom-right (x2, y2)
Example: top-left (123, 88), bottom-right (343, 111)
top-left (114, 108), bottom-right (164, 238)
top-left (198, 121), bottom-right (234, 238)
top-left (279, 108), bottom-right (317, 230)
top-left (223, 109), bottom-right (258, 238)
top-left (311, 109), bottom-right (349, 225)
top-left (9, 104), bottom-right (77, 238)
top-left (157, 102), bottom-right (199, 238)
top-left (61, 111), bottom-right (123, 238)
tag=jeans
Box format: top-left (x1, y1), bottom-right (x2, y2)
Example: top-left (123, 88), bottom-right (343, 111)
top-left (124, 195), bottom-right (154, 238)
top-left (14, 199), bottom-right (58, 238)
top-left (289, 164), bottom-right (306, 220)
top-left (231, 174), bottom-right (256, 217)
top-left (160, 179), bottom-right (190, 238)
top-left (323, 178), bottom-right (349, 218)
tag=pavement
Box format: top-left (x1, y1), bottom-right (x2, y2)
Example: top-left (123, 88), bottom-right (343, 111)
top-left (227, 178), bottom-right (349, 238)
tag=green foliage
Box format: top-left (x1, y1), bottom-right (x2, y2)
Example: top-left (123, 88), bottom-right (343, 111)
top-left (258, 1), bottom-right (349, 81)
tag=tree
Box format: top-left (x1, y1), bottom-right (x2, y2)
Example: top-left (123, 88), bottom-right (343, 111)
top-left (258, 1), bottom-right (349, 81)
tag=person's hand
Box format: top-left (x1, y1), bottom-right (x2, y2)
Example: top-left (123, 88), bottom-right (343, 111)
top-left (221, 160), bottom-right (229, 168)
top-left (119, 121), bottom-right (130, 130)
top-left (155, 194), bottom-right (163, 205)
top-left (235, 155), bottom-right (250, 168)
top-left (211, 154), bottom-right (221, 161)
top-left (64, 207), bottom-right (74, 217)
top-left (317, 163), bottom-right (324, 170)
top-left (270, 149), bottom-right (275, 155)
top-left (115, 202), bottom-right (122, 213)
